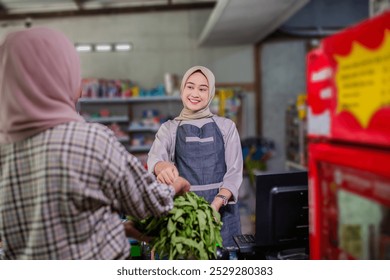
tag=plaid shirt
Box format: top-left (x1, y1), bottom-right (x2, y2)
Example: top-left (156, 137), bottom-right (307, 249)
top-left (0, 122), bottom-right (174, 259)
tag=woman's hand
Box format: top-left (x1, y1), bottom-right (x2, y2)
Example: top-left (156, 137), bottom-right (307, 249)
top-left (154, 161), bottom-right (179, 185)
top-left (171, 176), bottom-right (190, 196)
top-left (210, 201), bottom-right (222, 213)
top-left (211, 188), bottom-right (233, 213)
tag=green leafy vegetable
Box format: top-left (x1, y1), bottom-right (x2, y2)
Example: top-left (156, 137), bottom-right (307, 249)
top-left (128, 192), bottom-right (223, 260)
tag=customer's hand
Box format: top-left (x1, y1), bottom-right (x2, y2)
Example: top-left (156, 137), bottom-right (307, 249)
top-left (171, 176), bottom-right (190, 196)
top-left (123, 220), bottom-right (152, 243)
top-left (155, 161), bottom-right (179, 185)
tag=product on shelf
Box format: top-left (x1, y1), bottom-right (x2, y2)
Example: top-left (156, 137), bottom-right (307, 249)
top-left (82, 78), bottom-right (138, 98)
top-left (128, 109), bottom-right (164, 133)
top-left (241, 137), bottom-right (274, 185)
top-left (81, 78), bottom-right (168, 98)
top-left (108, 123), bottom-right (127, 138)
top-left (211, 88), bottom-right (241, 123)
top-left (139, 84), bottom-right (166, 97)
top-left (164, 72), bottom-right (180, 96)
top-left (131, 134), bottom-right (144, 146)
top-left (142, 109), bottom-right (160, 126)
top-left (99, 108), bottom-right (110, 117)
top-left (77, 85), bottom-right (183, 166)
top-left (285, 94), bottom-right (308, 167)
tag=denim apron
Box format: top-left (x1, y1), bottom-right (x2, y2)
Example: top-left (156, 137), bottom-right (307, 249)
top-left (175, 119), bottom-right (241, 247)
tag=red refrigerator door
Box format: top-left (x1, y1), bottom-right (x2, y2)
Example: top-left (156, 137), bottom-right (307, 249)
top-left (307, 11), bottom-right (390, 148)
top-left (309, 142), bottom-right (390, 259)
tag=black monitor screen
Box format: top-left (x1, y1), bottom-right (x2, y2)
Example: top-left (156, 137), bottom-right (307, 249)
top-left (255, 171), bottom-right (309, 250)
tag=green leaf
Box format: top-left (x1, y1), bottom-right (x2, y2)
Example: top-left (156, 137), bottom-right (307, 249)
top-left (172, 208), bottom-right (185, 221)
top-left (167, 218), bottom-right (175, 236)
top-left (186, 193), bottom-right (198, 209)
top-left (131, 192), bottom-right (222, 259)
top-left (176, 243), bottom-right (184, 255)
top-left (176, 217), bottom-right (185, 224)
top-left (185, 226), bottom-right (192, 237)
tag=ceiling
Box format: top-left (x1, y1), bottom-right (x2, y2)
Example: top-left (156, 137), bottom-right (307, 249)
top-left (0, 0), bottom-right (216, 17)
top-left (198, 0), bottom-right (310, 46)
top-left (0, 0), bottom-right (311, 46)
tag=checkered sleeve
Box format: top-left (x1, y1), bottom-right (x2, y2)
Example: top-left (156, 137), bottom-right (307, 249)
top-left (97, 127), bottom-right (175, 219)
top-left (0, 122), bottom-right (177, 259)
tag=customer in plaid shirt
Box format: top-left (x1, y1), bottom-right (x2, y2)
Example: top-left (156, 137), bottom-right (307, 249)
top-left (0, 27), bottom-right (190, 259)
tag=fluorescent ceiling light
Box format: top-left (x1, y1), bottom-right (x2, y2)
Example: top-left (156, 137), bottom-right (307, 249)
top-left (95, 44), bottom-right (112, 52)
top-left (115, 43), bottom-right (132, 51)
top-left (75, 43), bottom-right (132, 53)
top-left (76, 44), bottom-right (92, 52)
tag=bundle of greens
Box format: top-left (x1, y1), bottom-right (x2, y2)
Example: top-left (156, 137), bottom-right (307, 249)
top-left (129, 192), bottom-right (223, 260)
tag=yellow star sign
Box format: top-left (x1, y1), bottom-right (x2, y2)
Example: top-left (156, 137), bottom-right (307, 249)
top-left (335, 30), bottom-right (390, 128)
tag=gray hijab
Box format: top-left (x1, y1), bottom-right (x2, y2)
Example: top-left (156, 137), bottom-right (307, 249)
top-left (175, 65), bottom-right (215, 121)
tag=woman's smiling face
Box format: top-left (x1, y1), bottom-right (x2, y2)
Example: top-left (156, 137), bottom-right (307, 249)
top-left (182, 71), bottom-right (209, 111)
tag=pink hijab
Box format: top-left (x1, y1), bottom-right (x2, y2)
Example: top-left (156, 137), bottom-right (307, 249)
top-left (0, 27), bottom-right (84, 144)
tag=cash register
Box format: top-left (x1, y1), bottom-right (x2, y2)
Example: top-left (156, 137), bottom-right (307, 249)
top-left (234, 171), bottom-right (309, 260)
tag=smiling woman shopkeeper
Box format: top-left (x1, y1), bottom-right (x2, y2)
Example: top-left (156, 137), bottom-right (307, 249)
top-left (147, 65), bottom-right (243, 247)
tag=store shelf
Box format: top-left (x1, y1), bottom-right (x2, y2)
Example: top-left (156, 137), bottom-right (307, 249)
top-left (285, 160), bottom-right (307, 171)
top-left (78, 96), bottom-right (181, 104)
top-left (79, 93), bottom-right (182, 159)
top-left (127, 124), bottom-right (159, 133)
top-left (285, 97), bottom-right (308, 167)
top-left (127, 96), bottom-right (181, 103)
top-left (127, 145), bottom-right (152, 153)
top-left (84, 116), bottom-right (129, 123)
top-left (78, 98), bottom-right (131, 104)
top-left (116, 136), bottom-right (130, 142)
